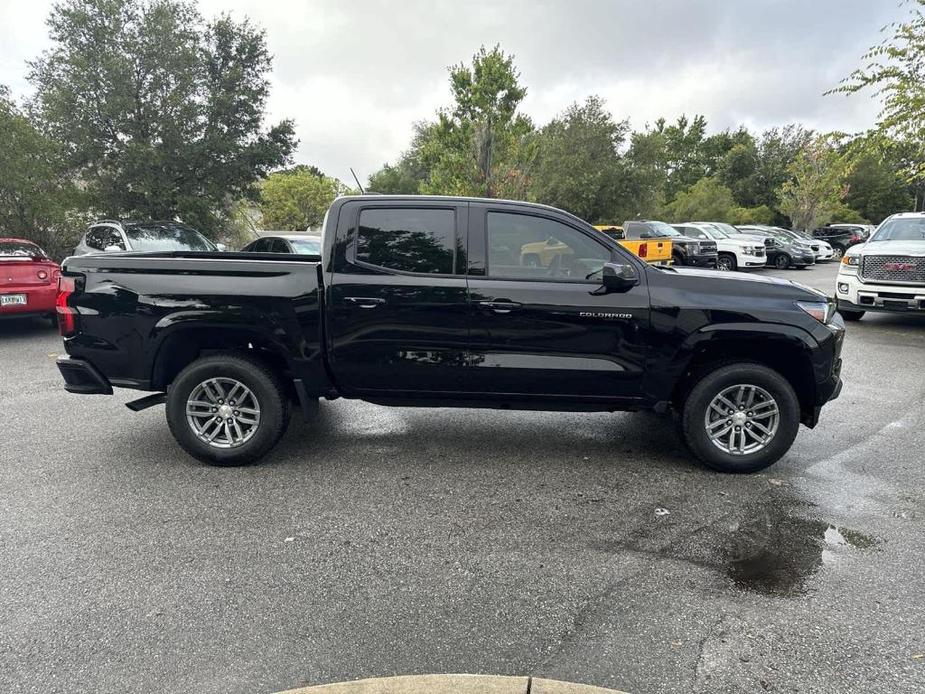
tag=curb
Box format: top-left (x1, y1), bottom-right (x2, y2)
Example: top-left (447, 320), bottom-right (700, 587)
top-left (276, 674), bottom-right (628, 694)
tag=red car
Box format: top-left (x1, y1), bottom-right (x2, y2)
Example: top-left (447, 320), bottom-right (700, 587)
top-left (0, 238), bottom-right (61, 322)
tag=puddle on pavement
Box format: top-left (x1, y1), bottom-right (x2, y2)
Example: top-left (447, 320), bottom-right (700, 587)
top-left (722, 500), bottom-right (877, 596)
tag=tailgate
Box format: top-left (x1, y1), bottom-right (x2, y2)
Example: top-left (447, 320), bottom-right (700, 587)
top-left (619, 239), bottom-right (673, 264)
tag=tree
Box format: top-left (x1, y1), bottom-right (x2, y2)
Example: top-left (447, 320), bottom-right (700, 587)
top-left (28, 0), bottom-right (296, 237)
top-left (830, 0), bottom-right (925, 183)
top-left (0, 86), bottom-right (85, 258)
top-left (528, 96), bottom-right (628, 222)
top-left (778, 136), bottom-right (852, 231)
top-left (663, 177), bottom-right (735, 222)
top-left (843, 146), bottom-right (914, 222)
top-left (259, 168), bottom-right (346, 231)
top-left (754, 125), bottom-right (813, 211)
top-left (418, 45), bottom-right (536, 198)
top-left (367, 121), bottom-right (435, 194)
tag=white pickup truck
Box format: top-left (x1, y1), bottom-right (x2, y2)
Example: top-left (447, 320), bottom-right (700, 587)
top-left (836, 212), bottom-right (925, 321)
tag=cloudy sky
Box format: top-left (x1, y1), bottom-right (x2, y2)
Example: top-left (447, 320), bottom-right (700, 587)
top-left (0, 0), bottom-right (905, 183)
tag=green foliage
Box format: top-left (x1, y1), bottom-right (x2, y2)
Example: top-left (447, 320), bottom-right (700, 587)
top-left (830, 0), bottom-right (925, 183)
top-left (368, 122), bottom-right (435, 194)
top-left (843, 143), bottom-right (914, 222)
top-left (417, 45), bottom-right (536, 198)
top-left (528, 96), bottom-right (628, 222)
top-left (778, 136), bottom-right (853, 231)
top-left (0, 86), bottom-right (86, 259)
top-left (28, 0), bottom-right (296, 237)
top-left (727, 205), bottom-right (775, 225)
top-left (259, 168), bottom-right (346, 231)
top-left (664, 177), bottom-right (735, 222)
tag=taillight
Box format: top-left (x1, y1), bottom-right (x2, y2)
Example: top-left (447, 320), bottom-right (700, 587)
top-left (37, 269), bottom-right (49, 281)
top-left (638, 242), bottom-right (648, 258)
top-left (56, 275), bottom-right (78, 336)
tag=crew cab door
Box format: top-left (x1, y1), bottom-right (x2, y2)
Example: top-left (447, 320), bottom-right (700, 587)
top-left (465, 203), bottom-right (650, 402)
top-left (326, 201), bottom-right (470, 395)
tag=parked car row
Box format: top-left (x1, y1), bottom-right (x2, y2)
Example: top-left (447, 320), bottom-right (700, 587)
top-left (595, 219), bottom-right (842, 272)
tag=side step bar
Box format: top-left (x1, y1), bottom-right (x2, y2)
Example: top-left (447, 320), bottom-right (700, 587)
top-left (125, 392), bottom-right (167, 412)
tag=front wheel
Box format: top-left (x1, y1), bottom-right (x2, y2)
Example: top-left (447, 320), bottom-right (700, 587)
top-left (680, 363), bottom-right (800, 473)
top-left (717, 253), bottom-right (737, 271)
top-left (166, 353), bottom-right (290, 466)
top-left (832, 245), bottom-right (845, 259)
top-left (774, 254), bottom-right (791, 270)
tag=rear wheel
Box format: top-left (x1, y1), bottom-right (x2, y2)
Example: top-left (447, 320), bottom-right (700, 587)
top-left (831, 245), bottom-right (845, 259)
top-left (774, 254), bottom-right (791, 270)
top-left (672, 252), bottom-right (685, 267)
top-left (166, 353), bottom-right (290, 466)
top-left (680, 363), bottom-right (800, 473)
top-left (840, 309), bottom-right (865, 321)
top-left (716, 253), bottom-right (737, 271)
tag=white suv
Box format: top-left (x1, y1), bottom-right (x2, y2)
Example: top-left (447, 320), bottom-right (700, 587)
top-left (678, 222), bottom-right (767, 271)
top-left (836, 212), bottom-right (925, 321)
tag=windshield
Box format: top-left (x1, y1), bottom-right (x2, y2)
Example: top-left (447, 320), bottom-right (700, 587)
top-left (648, 221), bottom-right (683, 237)
top-left (0, 240), bottom-right (47, 258)
top-left (872, 217), bottom-right (925, 242)
top-left (698, 224), bottom-right (727, 239)
top-left (124, 223), bottom-right (216, 252)
top-left (289, 237), bottom-right (322, 254)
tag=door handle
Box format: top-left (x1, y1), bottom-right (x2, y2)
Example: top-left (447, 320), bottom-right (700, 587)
top-left (479, 300), bottom-right (522, 314)
top-left (345, 297), bottom-right (385, 309)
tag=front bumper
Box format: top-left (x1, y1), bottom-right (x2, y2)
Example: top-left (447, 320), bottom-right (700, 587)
top-left (680, 253), bottom-right (718, 268)
top-left (791, 254), bottom-right (816, 267)
top-left (835, 273), bottom-right (925, 313)
top-left (57, 356), bottom-right (113, 395)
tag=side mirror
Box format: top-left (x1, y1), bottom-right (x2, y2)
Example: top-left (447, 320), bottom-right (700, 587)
top-left (103, 244), bottom-right (123, 252)
top-left (601, 262), bottom-right (638, 292)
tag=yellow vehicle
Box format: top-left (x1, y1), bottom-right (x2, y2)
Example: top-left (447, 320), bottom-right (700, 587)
top-left (593, 225), bottom-right (673, 265)
top-left (519, 237), bottom-right (572, 267)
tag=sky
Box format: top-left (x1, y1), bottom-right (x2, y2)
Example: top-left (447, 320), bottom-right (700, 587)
top-left (0, 0), bottom-right (907, 184)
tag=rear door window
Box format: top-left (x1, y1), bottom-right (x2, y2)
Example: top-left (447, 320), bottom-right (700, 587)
top-left (355, 208), bottom-right (456, 274)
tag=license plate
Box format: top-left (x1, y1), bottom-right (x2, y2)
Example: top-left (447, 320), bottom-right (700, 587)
top-left (0, 294), bottom-right (27, 306)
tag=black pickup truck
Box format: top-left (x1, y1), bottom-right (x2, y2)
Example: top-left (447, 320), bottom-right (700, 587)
top-left (55, 195), bottom-right (844, 473)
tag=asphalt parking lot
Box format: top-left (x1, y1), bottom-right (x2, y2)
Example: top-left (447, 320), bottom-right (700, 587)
top-left (1, 261), bottom-right (923, 694)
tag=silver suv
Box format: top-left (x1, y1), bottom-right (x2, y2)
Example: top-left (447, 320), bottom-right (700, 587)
top-left (74, 220), bottom-right (220, 255)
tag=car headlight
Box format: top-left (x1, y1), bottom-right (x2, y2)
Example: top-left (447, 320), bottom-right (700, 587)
top-left (796, 300), bottom-right (836, 324)
top-left (841, 255), bottom-right (860, 266)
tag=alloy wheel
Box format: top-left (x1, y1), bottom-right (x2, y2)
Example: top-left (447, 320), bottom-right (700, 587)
top-left (186, 377), bottom-right (261, 449)
top-left (704, 384), bottom-right (780, 456)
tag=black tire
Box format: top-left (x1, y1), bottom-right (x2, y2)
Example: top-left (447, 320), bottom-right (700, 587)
top-left (680, 363), bottom-right (800, 473)
top-left (717, 253), bottom-right (737, 271)
top-left (774, 254), bottom-right (791, 270)
top-left (166, 352), bottom-right (290, 466)
top-left (672, 252), bottom-right (685, 267)
top-left (840, 309), bottom-right (865, 321)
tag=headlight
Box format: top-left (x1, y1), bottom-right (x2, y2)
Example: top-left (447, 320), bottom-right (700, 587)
top-left (796, 300), bottom-right (836, 324)
top-left (841, 255), bottom-right (860, 267)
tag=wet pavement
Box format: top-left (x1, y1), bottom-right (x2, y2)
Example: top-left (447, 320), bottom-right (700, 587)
top-left (1, 261), bottom-right (923, 693)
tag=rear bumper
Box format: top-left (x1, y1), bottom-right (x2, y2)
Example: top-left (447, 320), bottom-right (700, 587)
top-left (57, 356), bottom-right (113, 395)
top-left (0, 285), bottom-right (56, 316)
